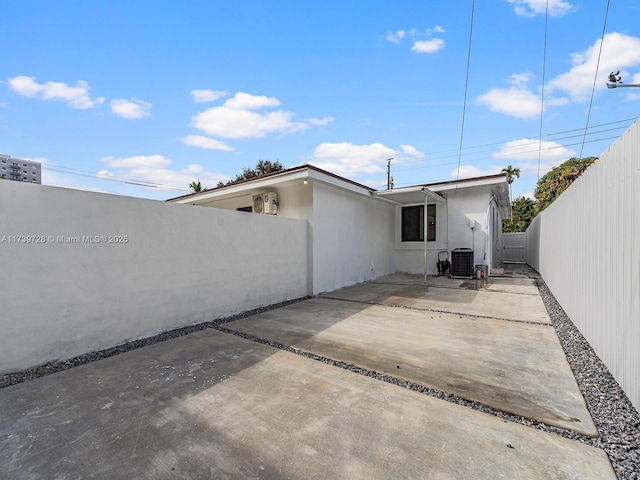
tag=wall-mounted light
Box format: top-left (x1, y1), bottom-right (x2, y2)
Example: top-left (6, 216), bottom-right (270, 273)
top-left (304, 178), bottom-right (308, 185)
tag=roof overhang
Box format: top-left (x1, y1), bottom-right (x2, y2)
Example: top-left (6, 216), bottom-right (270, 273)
top-left (490, 182), bottom-right (511, 219)
top-left (425, 175), bottom-right (511, 219)
top-left (373, 186), bottom-right (447, 205)
top-left (168, 165), bottom-right (374, 205)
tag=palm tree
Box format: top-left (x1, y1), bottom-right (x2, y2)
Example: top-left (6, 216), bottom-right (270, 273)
top-left (501, 165), bottom-right (520, 200)
top-left (189, 180), bottom-right (203, 193)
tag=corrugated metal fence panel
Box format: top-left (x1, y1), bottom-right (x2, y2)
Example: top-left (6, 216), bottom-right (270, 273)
top-left (503, 233), bottom-right (526, 262)
top-left (525, 118), bottom-right (640, 412)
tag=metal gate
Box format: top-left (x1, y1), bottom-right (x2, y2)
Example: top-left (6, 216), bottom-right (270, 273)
top-left (503, 233), bottom-right (526, 263)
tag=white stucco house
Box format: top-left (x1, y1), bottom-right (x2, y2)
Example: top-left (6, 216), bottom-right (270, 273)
top-left (168, 165), bottom-right (510, 294)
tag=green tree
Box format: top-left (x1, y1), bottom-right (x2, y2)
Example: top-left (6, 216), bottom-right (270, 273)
top-left (189, 180), bottom-right (203, 193)
top-left (503, 196), bottom-right (536, 232)
top-left (534, 157), bottom-right (597, 214)
top-left (217, 159), bottom-right (284, 187)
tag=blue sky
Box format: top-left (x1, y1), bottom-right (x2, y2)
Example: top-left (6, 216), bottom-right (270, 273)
top-left (2, 0), bottom-right (639, 201)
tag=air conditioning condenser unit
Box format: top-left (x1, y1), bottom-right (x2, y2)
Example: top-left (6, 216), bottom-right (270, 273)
top-left (252, 192), bottom-right (278, 214)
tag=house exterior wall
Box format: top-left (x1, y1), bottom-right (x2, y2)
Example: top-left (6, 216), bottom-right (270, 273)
top-left (394, 187), bottom-right (495, 274)
top-left (447, 186), bottom-right (496, 267)
top-left (196, 182), bottom-right (313, 220)
top-left (393, 201), bottom-right (449, 274)
top-left (0, 181), bottom-right (308, 373)
top-left (311, 182), bottom-right (395, 294)
top-left (524, 118), bottom-right (640, 412)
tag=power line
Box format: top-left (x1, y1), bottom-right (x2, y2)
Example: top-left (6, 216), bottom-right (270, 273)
top-left (537, 0), bottom-right (549, 180)
top-left (390, 117), bottom-right (634, 164)
top-left (391, 123), bottom-right (631, 170)
top-left (43, 164), bottom-right (190, 191)
top-left (40, 114), bottom-right (633, 192)
top-left (391, 134), bottom-right (620, 184)
top-left (580, 0), bottom-right (611, 158)
top-left (456, 0), bottom-right (475, 184)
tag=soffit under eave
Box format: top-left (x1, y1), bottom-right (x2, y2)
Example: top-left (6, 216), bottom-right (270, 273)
top-left (372, 188), bottom-right (447, 205)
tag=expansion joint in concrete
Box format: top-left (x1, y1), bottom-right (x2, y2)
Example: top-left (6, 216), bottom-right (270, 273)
top-left (210, 323), bottom-right (596, 446)
top-left (318, 295), bottom-right (552, 327)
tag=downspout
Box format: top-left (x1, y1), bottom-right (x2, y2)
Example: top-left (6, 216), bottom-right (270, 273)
top-left (424, 191), bottom-right (428, 285)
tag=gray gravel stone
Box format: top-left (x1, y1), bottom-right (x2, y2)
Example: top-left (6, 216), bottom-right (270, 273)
top-left (537, 280), bottom-right (640, 480)
top-left (2, 277), bottom-right (638, 479)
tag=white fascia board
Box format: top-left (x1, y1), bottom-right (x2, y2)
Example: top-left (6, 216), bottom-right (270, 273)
top-left (172, 171), bottom-right (308, 204)
top-left (373, 186), bottom-right (447, 205)
top-left (172, 167), bottom-right (372, 204)
top-left (428, 177), bottom-right (507, 192)
top-left (307, 169), bottom-right (373, 196)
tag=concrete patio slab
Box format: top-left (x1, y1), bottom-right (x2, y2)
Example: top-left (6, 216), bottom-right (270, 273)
top-left (322, 281), bottom-right (550, 324)
top-left (0, 328), bottom-right (614, 480)
top-left (225, 297), bottom-right (596, 435)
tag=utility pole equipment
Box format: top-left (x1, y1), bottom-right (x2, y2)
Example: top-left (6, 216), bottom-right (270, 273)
top-left (607, 71), bottom-right (640, 89)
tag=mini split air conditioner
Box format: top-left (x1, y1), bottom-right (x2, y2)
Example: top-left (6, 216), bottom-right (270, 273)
top-left (252, 192), bottom-right (278, 214)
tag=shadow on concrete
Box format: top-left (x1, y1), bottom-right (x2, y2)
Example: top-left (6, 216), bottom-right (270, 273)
top-left (0, 265), bottom-right (613, 479)
top-left (0, 330), bottom-right (295, 478)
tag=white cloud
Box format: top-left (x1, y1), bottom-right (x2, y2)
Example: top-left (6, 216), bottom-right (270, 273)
top-left (98, 155), bottom-right (228, 190)
top-left (309, 142), bottom-right (423, 177)
top-left (624, 72), bottom-right (640, 101)
top-left (426, 26), bottom-right (446, 35)
top-left (193, 107), bottom-right (303, 139)
top-left (493, 138), bottom-right (576, 172)
top-left (547, 32), bottom-right (640, 101)
top-left (477, 86), bottom-right (542, 118)
top-left (180, 135), bottom-right (234, 151)
top-left (304, 116), bottom-right (334, 126)
top-left (400, 145), bottom-right (425, 159)
top-left (101, 155), bottom-right (170, 169)
top-left (190, 92), bottom-right (327, 140)
top-left (412, 38), bottom-right (445, 54)
top-left (7, 75), bottom-right (104, 109)
top-left (386, 30), bottom-right (406, 44)
top-left (451, 165), bottom-right (503, 179)
top-left (477, 72), bottom-right (568, 118)
top-left (507, 0), bottom-right (574, 17)
top-left (224, 92), bottom-right (281, 110)
top-left (386, 26), bottom-right (446, 53)
top-left (478, 33), bottom-right (640, 118)
top-left (110, 98), bottom-right (151, 119)
top-left (510, 72), bottom-right (533, 87)
top-left (450, 138), bottom-right (577, 181)
top-left (190, 89), bottom-right (228, 103)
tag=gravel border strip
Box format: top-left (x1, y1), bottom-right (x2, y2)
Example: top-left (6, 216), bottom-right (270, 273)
top-left (537, 279), bottom-right (640, 480)
top-left (0, 296), bottom-right (311, 389)
top-left (4, 276), bottom-right (638, 479)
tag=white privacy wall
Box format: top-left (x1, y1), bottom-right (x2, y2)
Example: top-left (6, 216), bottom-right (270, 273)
top-left (525, 119), bottom-right (640, 411)
top-left (311, 182), bottom-right (395, 294)
top-left (0, 181), bottom-right (308, 373)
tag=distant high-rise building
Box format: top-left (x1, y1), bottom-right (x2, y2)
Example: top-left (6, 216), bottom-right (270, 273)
top-left (0, 154), bottom-right (41, 184)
